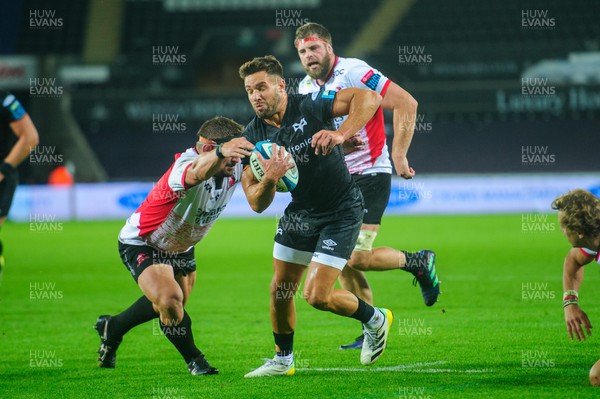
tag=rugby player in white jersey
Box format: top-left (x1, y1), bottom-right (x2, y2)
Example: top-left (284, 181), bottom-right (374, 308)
top-left (94, 116), bottom-right (254, 375)
top-left (551, 189), bottom-right (600, 385)
top-left (295, 23), bottom-right (440, 349)
top-left (552, 189), bottom-right (600, 340)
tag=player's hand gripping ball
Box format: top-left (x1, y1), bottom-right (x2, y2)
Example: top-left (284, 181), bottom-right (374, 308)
top-left (250, 141), bottom-right (299, 192)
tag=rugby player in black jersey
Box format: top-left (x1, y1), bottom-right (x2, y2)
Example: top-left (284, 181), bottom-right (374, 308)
top-left (0, 91), bottom-right (39, 280)
top-left (239, 56), bottom-right (393, 377)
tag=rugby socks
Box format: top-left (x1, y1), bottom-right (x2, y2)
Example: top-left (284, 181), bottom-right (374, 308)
top-left (109, 295), bottom-right (158, 339)
top-left (366, 308), bottom-right (385, 329)
top-left (161, 310), bottom-right (201, 363)
top-left (273, 332), bottom-right (294, 363)
top-left (349, 296), bottom-right (376, 324)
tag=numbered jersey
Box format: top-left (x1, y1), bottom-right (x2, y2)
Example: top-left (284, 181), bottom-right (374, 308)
top-left (119, 147), bottom-right (242, 253)
top-left (298, 57), bottom-right (392, 175)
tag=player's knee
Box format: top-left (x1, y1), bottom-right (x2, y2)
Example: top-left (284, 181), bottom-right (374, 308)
top-left (304, 289), bottom-right (330, 311)
top-left (347, 250), bottom-right (370, 271)
top-left (157, 293), bottom-right (184, 324)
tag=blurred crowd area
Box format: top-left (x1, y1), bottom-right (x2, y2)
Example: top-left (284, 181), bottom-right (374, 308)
top-left (1, 0), bottom-right (599, 182)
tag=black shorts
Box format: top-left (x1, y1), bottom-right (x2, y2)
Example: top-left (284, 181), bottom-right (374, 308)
top-left (352, 173), bottom-right (391, 225)
top-left (0, 171), bottom-right (18, 218)
top-left (118, 241), bottom-right (196, 283)
top-left (274, 186), bottom-right (363, 269)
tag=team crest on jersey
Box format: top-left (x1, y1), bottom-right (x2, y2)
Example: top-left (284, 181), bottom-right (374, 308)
top-left (361, 70), bottom-right (381, 91)
top-left (293, 118), bottom-right (307, 132)
top-left (136, 253), bottom-right (150, 267)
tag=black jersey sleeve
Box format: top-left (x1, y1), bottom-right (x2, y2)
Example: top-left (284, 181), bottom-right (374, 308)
top-left (299, 90), bottom-right (336, 124)
top-left (1, 91), bottom-right (27, 123)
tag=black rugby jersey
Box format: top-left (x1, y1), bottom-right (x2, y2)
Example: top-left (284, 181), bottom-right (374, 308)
top-left (0, 91), bottom-right (26, 160)
top-left (243, 91), bottom-right (359, 212)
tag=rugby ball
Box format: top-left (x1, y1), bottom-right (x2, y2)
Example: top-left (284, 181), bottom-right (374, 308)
top-left (249, 141), bottom-right (299, 192)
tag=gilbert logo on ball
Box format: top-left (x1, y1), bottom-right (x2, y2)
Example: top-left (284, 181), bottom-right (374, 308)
top-left (250, 141), bottom-right (299, 192)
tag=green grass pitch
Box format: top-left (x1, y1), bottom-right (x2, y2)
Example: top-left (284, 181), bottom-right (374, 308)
top-left (1, 214), bottom-right (599, 398)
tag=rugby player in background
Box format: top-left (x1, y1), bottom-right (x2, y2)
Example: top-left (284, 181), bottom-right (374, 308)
top-left (552, 189), bottom-right (600, 386)
top-left (295, 23), bottom-right (440, 349)
top-left (0, 91), bottom-right (40, 281)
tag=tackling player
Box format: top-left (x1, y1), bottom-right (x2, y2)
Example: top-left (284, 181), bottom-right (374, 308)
top-left (239, 55), bottom-right (393, 377)
top-left (94, 117), bottom-right (254, 375)
top-left (0, 91), bottom-right (39, 279)
top-left (295, 23), bottom-right (439, 349)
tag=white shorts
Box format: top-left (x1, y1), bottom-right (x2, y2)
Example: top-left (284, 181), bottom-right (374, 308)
top-left (273, 242), bottom-right (347, 270)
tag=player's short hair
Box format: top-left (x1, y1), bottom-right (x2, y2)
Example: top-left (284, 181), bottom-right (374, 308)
top-left (238, 55), bottom-right (283, 80)
top-left (295, 22), bottom-right (332, 47)
top-left (551, 189), bottom-right (600, 237)
top-left (196, 116), bottom-right (243, 141)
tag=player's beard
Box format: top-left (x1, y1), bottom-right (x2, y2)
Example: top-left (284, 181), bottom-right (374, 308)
top-left (304, 52), bottom-right (332, 81)
top-left (255, 89), bottom-right (280, 119)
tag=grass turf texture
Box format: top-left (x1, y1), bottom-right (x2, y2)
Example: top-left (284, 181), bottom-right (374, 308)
top-left (1, 214), bottom-right (599, 398)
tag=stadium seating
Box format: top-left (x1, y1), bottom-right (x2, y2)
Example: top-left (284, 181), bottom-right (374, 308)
top-left (17, 0), bottom-right (90, 55)
top-left (378, 0), bottom-right (600, 82)
top-left (10, 0), bottom-right (600, 180)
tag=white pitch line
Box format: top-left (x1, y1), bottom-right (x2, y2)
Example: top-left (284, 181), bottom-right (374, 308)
top-left (297, 361), bottom-right (492, 373)
top-left (408, 368), bottom-right (493, 373)
top-left (297, 360), bottom-right (448, 372)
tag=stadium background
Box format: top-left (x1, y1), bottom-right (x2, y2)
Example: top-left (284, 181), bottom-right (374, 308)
top-left (1, 0), bottom-right (600, 398)
top-left (2, 0), bottom-right (599, 221)
top-left (3, 0), bottom-right (600, 183)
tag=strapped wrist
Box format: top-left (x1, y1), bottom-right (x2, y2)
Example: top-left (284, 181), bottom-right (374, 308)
top-left (563, 290), bottom-right (578, 300)
top-left (563, 299), bottom-right (578, 308)
top-left (563, 290), bottom-right (579, 308)
top-left (215, 145), bottom-right (225, 159)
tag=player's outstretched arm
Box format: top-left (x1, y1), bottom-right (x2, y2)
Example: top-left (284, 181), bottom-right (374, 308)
top-left (184, 137), bottom-right (253, 187)
top-left (380, 82), bottom-right (418, 179)
top-left (241, 147), bottom-right (292, 213)
top-left (1, 114), bottom-right (40, 182)
top-left (563, 247), bottom-right (594, 341)
top-left (312, 88), bottom-right (381, 156)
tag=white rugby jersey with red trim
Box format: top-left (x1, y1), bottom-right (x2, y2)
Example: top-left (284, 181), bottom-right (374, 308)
top-left (119, 147), bottom-right (241, 253)
top-left (580, 247), bottom-right (600, 264)
top-left (298, 56), bottom-right (392, 175)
